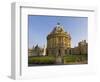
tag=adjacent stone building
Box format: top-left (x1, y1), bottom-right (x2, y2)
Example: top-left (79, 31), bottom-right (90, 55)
top-left (28, 48), bottom-right (33, 56)
top-left (28, 45), bottom-right (46, 56)
top-left (78, 40), bottom-right (88, 55)
top-left (46, 23), bottom-right (71, 56)
top-left (71, 40), bottom-right (88, 55)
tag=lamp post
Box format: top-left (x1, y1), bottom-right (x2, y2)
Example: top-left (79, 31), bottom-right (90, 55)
top-left (55, 43), bottom-right (64, 64)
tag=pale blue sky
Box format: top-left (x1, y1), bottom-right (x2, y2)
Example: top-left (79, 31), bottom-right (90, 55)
top-left (28, 15), bottom-right (88, 48)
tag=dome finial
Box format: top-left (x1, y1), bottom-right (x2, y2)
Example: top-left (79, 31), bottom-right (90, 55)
top-left (57, 22), bottom-right (60, 25)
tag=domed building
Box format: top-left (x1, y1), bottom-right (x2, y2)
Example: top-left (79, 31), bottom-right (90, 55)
top-left (46, 23), bottom-right (71, 56)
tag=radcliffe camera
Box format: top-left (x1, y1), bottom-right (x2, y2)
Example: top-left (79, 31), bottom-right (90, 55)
top-left (28, 15), bottom-right (88, 66)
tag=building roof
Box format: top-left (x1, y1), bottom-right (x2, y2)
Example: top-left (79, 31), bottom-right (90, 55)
top-left (51, 23), bottom-right (65, 34)
top-left (47, 23), bottom-right (71, 40)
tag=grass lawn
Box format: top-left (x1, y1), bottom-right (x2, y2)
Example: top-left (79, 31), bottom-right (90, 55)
top-left (28, 54), bottom-right (88, 65)
top-left (28, 56), bottom-right (56, 65)
top-left (63, 54), bottom-right (87, 64)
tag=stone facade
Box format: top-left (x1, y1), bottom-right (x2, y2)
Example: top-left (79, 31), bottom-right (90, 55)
top-left (78, 40), bottom-right (88, 55)
top-left (47, 23), bottom-right (71, 56)
top-left (71, 40), bottom-right (88, 55)
top-left (28, 48), bottom-right (33, 56)
top-left (28, 45), bottom-right (46, 56)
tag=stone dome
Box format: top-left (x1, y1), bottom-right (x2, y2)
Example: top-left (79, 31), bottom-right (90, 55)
top-left (51, 23), bottom-right (65, 34)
